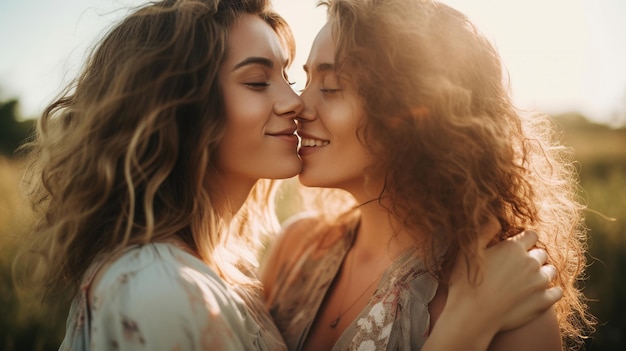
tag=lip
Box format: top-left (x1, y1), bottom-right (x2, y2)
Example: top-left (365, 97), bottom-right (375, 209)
top-left (298, 144), bottom-right (319, 157)
top-left (266, 129), bottom-right (299, 147)
top-left (267, 127), bottom-right (298, 136)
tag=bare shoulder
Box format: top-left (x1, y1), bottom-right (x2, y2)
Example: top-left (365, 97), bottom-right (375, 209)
top-left (488, 306), bottom-right (562, 351)
top-left (271, 211), bottom-right (324, 263)
top-left (279, 211), bottom-right (324, 251)
top-left (259, 211), bottom-right (324, 295)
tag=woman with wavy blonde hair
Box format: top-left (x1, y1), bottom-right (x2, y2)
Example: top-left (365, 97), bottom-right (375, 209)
top-left (261, 0), bottom-right (594, 350)
top-left (18, 0), bottom-right (304, 349)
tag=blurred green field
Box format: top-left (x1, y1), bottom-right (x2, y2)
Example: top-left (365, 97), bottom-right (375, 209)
top-left (0, 112), bottom-right (624, 350)
top-left (0, 157), bottom-right (69, 351)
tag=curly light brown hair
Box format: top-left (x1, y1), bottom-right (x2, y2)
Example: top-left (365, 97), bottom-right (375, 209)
top-left (310, 0), bottom-right (594, 348)
top-left (18, 0), bottom-right (293, 305)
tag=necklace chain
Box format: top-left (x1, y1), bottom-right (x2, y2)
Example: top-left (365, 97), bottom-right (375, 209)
top-left (329, 251), bottom-right (390, 329)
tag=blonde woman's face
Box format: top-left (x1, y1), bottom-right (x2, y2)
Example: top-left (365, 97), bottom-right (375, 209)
top-left (297, 22), bottom-right (379, 198)
top-left (217, 14), bottom-right (303, 184)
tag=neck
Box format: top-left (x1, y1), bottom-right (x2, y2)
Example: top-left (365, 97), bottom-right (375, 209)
top-left (212, 174), bottom-right (257, 222)
top-left (350, 192), bottom-right (416, 263)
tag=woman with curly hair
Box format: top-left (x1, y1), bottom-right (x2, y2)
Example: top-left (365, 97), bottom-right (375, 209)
top-left (19, 0), bottom-right (576, 349)
top-left (18, 0), bottom-right (303, 349)
top-left (261, 0), bottom-right (594, 350)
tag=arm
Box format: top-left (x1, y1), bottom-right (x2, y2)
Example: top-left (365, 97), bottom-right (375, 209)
top-left (488, 307), bottom-right (561, 351)
top-left (422, 230), bottom-right (562, 351)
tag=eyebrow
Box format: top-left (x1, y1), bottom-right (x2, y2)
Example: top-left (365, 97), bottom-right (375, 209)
top-left (303, 62), bottom-right (335, 73)
top-left (232, 56), bottom-right (274, 71)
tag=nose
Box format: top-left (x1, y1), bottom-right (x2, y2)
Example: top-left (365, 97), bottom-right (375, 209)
top-left (296, 86), bottom-right (316, 123)
top-left (275, 85), bottom-right (304, 119)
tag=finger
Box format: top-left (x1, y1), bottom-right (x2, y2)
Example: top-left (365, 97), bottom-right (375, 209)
top-left (545, 286), bottom-right (563, 303)
top-left (528, 248), bottom-right (548, 266)
top-left (508, 229), bottom-right (539, 250)
top-left (540, 264), bottom-right (558, 284)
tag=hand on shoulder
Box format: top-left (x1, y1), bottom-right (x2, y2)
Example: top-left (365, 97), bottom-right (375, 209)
top-left (424, 230), bottom-right (563, 351)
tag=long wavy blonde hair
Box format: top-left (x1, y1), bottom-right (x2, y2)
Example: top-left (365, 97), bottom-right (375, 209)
top-left (303, 0), bottom-right (594, 348)
top-left (18, 0), bottom-right (293, 304)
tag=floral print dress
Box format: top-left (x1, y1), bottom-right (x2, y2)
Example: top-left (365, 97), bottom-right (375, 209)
top-left (266, 218), bottom-right (439, 351)
top-left (59, 242), bottom-right (286, 351)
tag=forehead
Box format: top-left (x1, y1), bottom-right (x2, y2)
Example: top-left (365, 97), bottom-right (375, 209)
top-left (306, 22), bottom-right (336, 68)
top-left (225, 14), bottom-right (286, 66)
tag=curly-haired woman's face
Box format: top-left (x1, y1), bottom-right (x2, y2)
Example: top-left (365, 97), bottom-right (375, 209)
top-left (217, 14), bottom-right (303, 185)
top-left (297, 23), bottom-right (379, 198)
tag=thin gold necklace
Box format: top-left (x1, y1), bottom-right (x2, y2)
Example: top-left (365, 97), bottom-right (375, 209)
top-left (329, 251), bottom-right (391, 329)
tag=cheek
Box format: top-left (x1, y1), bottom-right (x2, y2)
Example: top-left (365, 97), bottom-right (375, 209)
top-left (333, 107), bottom-right (374, 170)
top-left (328, 102), bottom-right (366, 147)
top-left (224, 91), bottom-right (268, 127)
top-left (217, 98), bottom-right (265, 166)
top-left (220, 94), bottom-right (274, 153)
top-left (219, 112), bottom-right (264, 162)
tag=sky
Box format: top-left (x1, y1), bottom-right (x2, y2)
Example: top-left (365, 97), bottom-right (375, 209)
top-left (1, 0), bottom-right (625, 126)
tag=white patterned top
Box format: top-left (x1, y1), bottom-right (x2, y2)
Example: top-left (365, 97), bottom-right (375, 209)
top-left (59, 242), bottom-right (286, 351)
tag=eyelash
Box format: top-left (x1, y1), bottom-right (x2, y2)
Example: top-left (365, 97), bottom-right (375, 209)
top-left (245, 80), bottom-right (295, 88)
top-left (245, 82), bottom-right (270, 89)
top-left (298, 72), bottom-right (344, 94)
top-left (297, 87), bottom-right (341, 94)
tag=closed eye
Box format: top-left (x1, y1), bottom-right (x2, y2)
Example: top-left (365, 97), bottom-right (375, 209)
top-left (320, 88), bottom-right (341, 94)
top-left (245, 82), bottom-right (270, 89)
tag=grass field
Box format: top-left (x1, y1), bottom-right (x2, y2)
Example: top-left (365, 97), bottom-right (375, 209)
top-left (0, 157), bottom-right (68, 351)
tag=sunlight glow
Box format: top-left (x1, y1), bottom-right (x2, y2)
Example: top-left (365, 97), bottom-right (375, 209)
top-left (273, 0), bottom-right (626, 125)
top-left (0, 0), bottom-right (624, 125)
